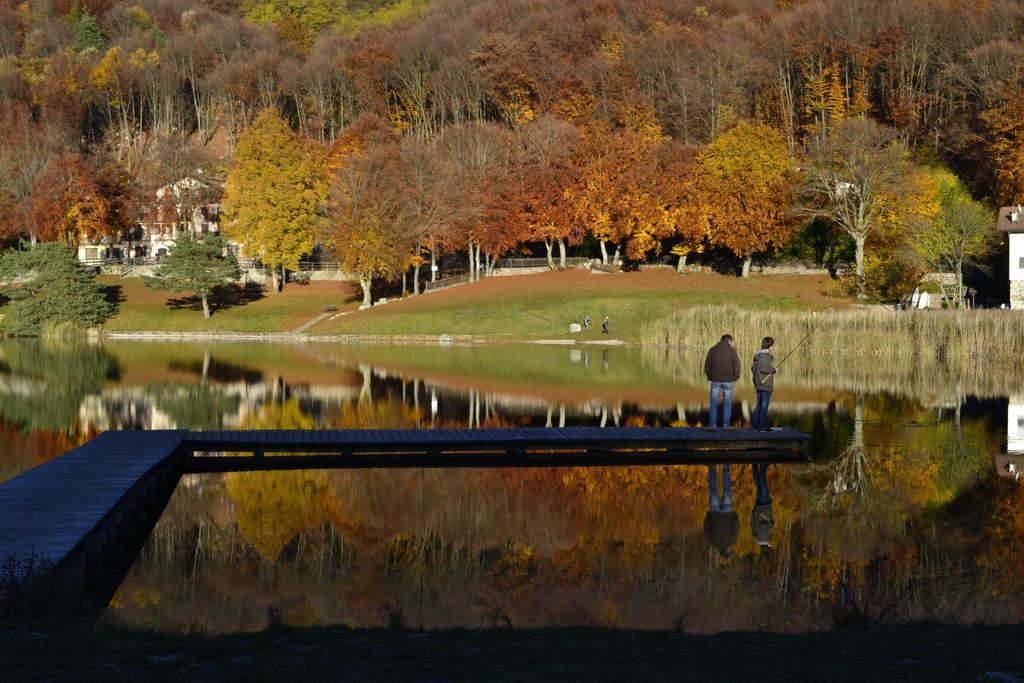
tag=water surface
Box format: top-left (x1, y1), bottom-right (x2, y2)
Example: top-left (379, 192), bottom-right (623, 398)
top-left (0, 340), bottom-right (1019, 633)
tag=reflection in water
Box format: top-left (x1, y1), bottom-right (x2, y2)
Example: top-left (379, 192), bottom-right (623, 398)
top-left (0, 340), bottom-right (1020, 633)
top-left (704, 465), bottom-right (737, 557)
top-left (0, 340), bottom-right (118, 433)
top-left (751, 464), bottom-right (774, 551)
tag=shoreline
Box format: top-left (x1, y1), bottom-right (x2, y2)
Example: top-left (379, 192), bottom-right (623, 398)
top-left (96, 330), bottom-right (634, 347)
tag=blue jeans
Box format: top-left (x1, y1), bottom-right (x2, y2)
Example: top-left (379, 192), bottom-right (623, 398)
top-left (708, 465), bottom-right (733, 511)
top-left (708, 382), bottom-right (734, 428)
top-left (752, 463), bottom-right (772, 504)
top-left (752, 389), bottom-right (772, 430)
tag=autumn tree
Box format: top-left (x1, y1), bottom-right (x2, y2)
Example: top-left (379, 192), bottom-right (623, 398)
top-left (690, 121), bottom-right (798, 277)
top-left (440, 121), bottom-right (511, 281)
top-left (656, 141), bottom-right (703, 272)
top-left (513, 115), bottom-right (581, 269)
top-left (325, 133), bottom-right (413, 308)
top-left (911, 168), bottom-right (994, 305)
top-left (90, 45), bottom-right (161, 170)
top-left (145, 233), bottom-right (242, 318)
top-left (25, 154), bottom-right (111, 248)
top-left (222, 108), bottom-right (326, 293)
top-left (143, 133), bottom-right (219, 225)
top-left (981, 96), bottom-right (1024, 206)
top-left (398, 136), bottom-right (462, 293)
top-left (567, 123), bottom-right (664, 266)
top-left (0, 105), bottom-right (64, 241)
top-left (803, 119), bottom-right (907, 298)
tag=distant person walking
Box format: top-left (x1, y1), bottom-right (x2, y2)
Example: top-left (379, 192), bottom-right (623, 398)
top-left (601, 316), bottom-right (609, 334)
top-left (583, 314), bottom-right (591, 332)
top-left (751, 336), bottom-right (777, 431)
top-left (703, 334), bottom-right (740, 430)
top-left (704, 464), bottom-right (738, 558)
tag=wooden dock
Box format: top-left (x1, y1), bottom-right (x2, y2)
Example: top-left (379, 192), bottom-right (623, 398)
top-left (0, 430), bottom-right (187, 610)
top-left (0, 426), bottom-right (809, 611)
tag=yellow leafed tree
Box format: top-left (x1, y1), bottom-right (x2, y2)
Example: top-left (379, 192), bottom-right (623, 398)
top-left (222, 108), bottom-right (327, 293)
top-left (689, 121), bottom-right (798, 277)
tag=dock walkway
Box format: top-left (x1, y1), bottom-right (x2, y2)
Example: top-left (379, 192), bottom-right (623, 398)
top-left (0, 430), bottom-right (187, 591)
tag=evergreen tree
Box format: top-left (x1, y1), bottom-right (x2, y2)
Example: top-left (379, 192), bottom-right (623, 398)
top-left (145, 233), bottom-right (242, 319)
top-left (0, 243), bottom-right (115, 336)
top-left (222, 108), bottom-right (326, 293)
top-left (72, 13), bottom-right (105, 53)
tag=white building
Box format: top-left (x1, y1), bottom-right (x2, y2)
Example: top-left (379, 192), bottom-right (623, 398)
top-left (997, 206), bottom-right (1024, 308)
top-left (77, 177), bottom-right (227, 265)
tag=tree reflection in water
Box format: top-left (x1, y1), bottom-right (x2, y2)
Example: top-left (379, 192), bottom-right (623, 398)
top-left (0, 340), bottom-right (1017, 634)
top-left (0, 340), bottom-right (118, 433)
top-left (819, 395), bottom-right (871, 518)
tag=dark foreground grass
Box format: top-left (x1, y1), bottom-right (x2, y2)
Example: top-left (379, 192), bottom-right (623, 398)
top-left (3, 623), bottom-right (1022, 681)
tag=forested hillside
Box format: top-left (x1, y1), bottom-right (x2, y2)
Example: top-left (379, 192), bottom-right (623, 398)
top-left (1, 0), bottom-right (1021, 300)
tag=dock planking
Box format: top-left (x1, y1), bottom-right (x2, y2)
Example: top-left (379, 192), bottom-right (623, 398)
top-left (0, 430), bottom-right (187, 575)
top-left (0, 426), bottom-right (810, 605)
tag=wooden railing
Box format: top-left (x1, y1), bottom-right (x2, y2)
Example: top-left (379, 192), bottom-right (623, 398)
top-left (423, 273), bottom-right (471, 292)
top-left (495, 256), bottom-right (589, 269)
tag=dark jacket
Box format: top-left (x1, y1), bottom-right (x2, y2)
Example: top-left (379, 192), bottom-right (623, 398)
top-left (704, 341), bottom-right (740, 383)
top-left (751, 349), bottom-right (776, 392)
top-left (703, 510), bottom-right (739, 556)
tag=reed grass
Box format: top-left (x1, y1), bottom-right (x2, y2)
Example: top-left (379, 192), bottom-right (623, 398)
top-left (640, 344), bottom-right (1024, 401)
top-left (643, 306), bottom-right (1024, 364)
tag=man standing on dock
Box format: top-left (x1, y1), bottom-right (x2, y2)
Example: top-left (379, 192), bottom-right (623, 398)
top-left (704, 334), bottom-right (740, 430)
top-left (751, 336), bottom-right (777, 431)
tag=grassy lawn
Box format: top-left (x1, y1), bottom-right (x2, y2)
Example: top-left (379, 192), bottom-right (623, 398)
top-left (3, 623), bottom-right (1022, 681)
top-left (99, 277), bottom-right (360, 333)
top-left (35, 270), bottom-right (844, 338)
top-left (310, 270), bottom-right (843, 342)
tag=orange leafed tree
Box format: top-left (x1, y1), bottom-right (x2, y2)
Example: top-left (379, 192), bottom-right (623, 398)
top-left (25, 154), bottom-right (111, 249)
top-left (512, 115), bottom-right (581, 269)
top-left (690, 121), bottom-right (798, 277)
top-left (567, 121), bottom-right (666, 265)
top-left (440, 121), bottom-right (513, 281)
top-left (981, 96), bottom-right (1024, 205)
top-left (324, 116), bottom-right (414, 307)
top-left (655, 141), bottom-right (704, 272)
top-left (398, 137), bottom-right (463, 294)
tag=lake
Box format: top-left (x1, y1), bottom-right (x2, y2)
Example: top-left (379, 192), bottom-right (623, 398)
top-left (0, 339), bottom-right (1020, 634)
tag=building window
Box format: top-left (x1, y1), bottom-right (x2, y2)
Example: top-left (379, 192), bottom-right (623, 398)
top-left (1019, 257), bottom-right (1024, 270)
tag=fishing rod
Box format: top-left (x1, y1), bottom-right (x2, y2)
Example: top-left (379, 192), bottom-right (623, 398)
top-left (760, 307), bottom-right (835, 383)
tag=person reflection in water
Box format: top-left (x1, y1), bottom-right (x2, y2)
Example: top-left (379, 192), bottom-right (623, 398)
top-left (704, 464), bottom-right (739, 558)
top-left (751, 463), bottom-right (775, 552)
